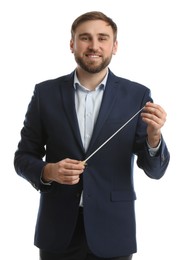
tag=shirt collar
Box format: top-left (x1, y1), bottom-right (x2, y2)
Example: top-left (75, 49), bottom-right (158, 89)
top-left (73, 69), bottom-right (108, 91)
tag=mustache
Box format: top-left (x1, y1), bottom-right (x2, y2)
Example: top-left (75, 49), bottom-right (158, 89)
top-left (85, 51), bottom-right (102, 56)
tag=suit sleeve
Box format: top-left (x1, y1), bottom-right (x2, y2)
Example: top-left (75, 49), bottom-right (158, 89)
top-left (136, 134), bottom-right (170, 179)
top-left (133, 87), bottom-right (170, 179)
top-left (14, 85), bottom-right (49, 191)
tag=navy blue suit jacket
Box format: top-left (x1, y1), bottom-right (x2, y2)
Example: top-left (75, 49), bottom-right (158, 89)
top-left (14, 70), bottom-right (170, 258)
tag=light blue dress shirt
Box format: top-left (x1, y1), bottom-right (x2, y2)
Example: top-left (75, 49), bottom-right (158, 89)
top-left (74, 71), bottom-right (108, 206)
top-left (74, 72), bottom-right (107, 151)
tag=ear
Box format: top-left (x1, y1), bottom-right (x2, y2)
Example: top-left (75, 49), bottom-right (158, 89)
top-left (70, 39), bottom-right (74, 53)
top-left (112, 40), bottom-right (118, 55)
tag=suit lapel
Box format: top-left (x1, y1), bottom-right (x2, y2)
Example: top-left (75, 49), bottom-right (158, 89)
top-left (59, 73), bottom-right (85, 152)
top-left (86, 72), bottom-right (119, 156)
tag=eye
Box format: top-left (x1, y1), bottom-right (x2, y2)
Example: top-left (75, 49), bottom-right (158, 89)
top-left (99, 37), bottom-right (107, 41)
top-left (81, 36), bottom-right (89, 41)
top-left (98, 36), bottom-right (108, 41)
top-left (79, 35), bottom-right (91, 41)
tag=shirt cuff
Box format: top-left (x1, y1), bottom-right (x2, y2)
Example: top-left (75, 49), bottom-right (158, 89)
top-left (40, 177), bottom-right (52, 186)
top-left (147, 139), bottom-right (161, 157)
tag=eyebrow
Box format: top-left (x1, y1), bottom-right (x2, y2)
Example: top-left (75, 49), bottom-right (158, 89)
top-left (78, 33), bottom-right (110, 38)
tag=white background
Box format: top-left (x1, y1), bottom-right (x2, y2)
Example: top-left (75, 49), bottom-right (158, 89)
top-left (1, 0), bottom-right (183, 259)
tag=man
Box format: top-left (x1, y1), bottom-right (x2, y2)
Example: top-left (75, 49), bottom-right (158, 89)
top-left (14, 11), bottom-right (170, 260)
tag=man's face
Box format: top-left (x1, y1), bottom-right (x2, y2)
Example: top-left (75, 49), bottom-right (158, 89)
top-left (70, 20), bottom-right (118, 73)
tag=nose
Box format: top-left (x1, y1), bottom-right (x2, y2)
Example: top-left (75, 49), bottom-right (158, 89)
top-left (88, 38), bottom-right (99, 51)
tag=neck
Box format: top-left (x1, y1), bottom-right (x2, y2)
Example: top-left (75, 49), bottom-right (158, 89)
top-left (76, 67), bottom-right (108, 90)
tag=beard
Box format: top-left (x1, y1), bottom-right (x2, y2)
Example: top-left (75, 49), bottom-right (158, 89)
top-left (74, 53), bottom-right (112, 73)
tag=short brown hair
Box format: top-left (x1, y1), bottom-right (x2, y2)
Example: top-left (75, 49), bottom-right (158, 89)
top-left (71, 11), bottom-right (118, 41)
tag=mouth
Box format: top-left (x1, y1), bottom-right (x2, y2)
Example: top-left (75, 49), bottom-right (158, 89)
top-left (85, 53), bottom-right (102, 59)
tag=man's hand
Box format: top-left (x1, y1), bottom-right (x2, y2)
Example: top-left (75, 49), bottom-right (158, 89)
top-left (42, 158), bottom-right (85, 185)
top-left (141, 102), bottom-right (167, 148)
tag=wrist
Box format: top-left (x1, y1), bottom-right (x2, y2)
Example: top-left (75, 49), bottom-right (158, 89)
top-left (42, 163), bottom-right (53, 183)
top-left (147, 130), bottom-right (161, 148)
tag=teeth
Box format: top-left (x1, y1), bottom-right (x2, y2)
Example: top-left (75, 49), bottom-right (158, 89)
top-left (88, 55), bottom-right (99, 58)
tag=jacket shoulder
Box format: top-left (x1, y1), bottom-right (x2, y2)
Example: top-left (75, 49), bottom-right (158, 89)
top-left (35, 72), bottom-right (74, 90)
top-left (108, 70), bottom-right (150, 92)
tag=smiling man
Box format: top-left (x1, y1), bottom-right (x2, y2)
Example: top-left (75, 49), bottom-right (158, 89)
top-left (14, 11), bottom-right (170, 260)
top-left (70, 18), bottom-right (117, 76)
